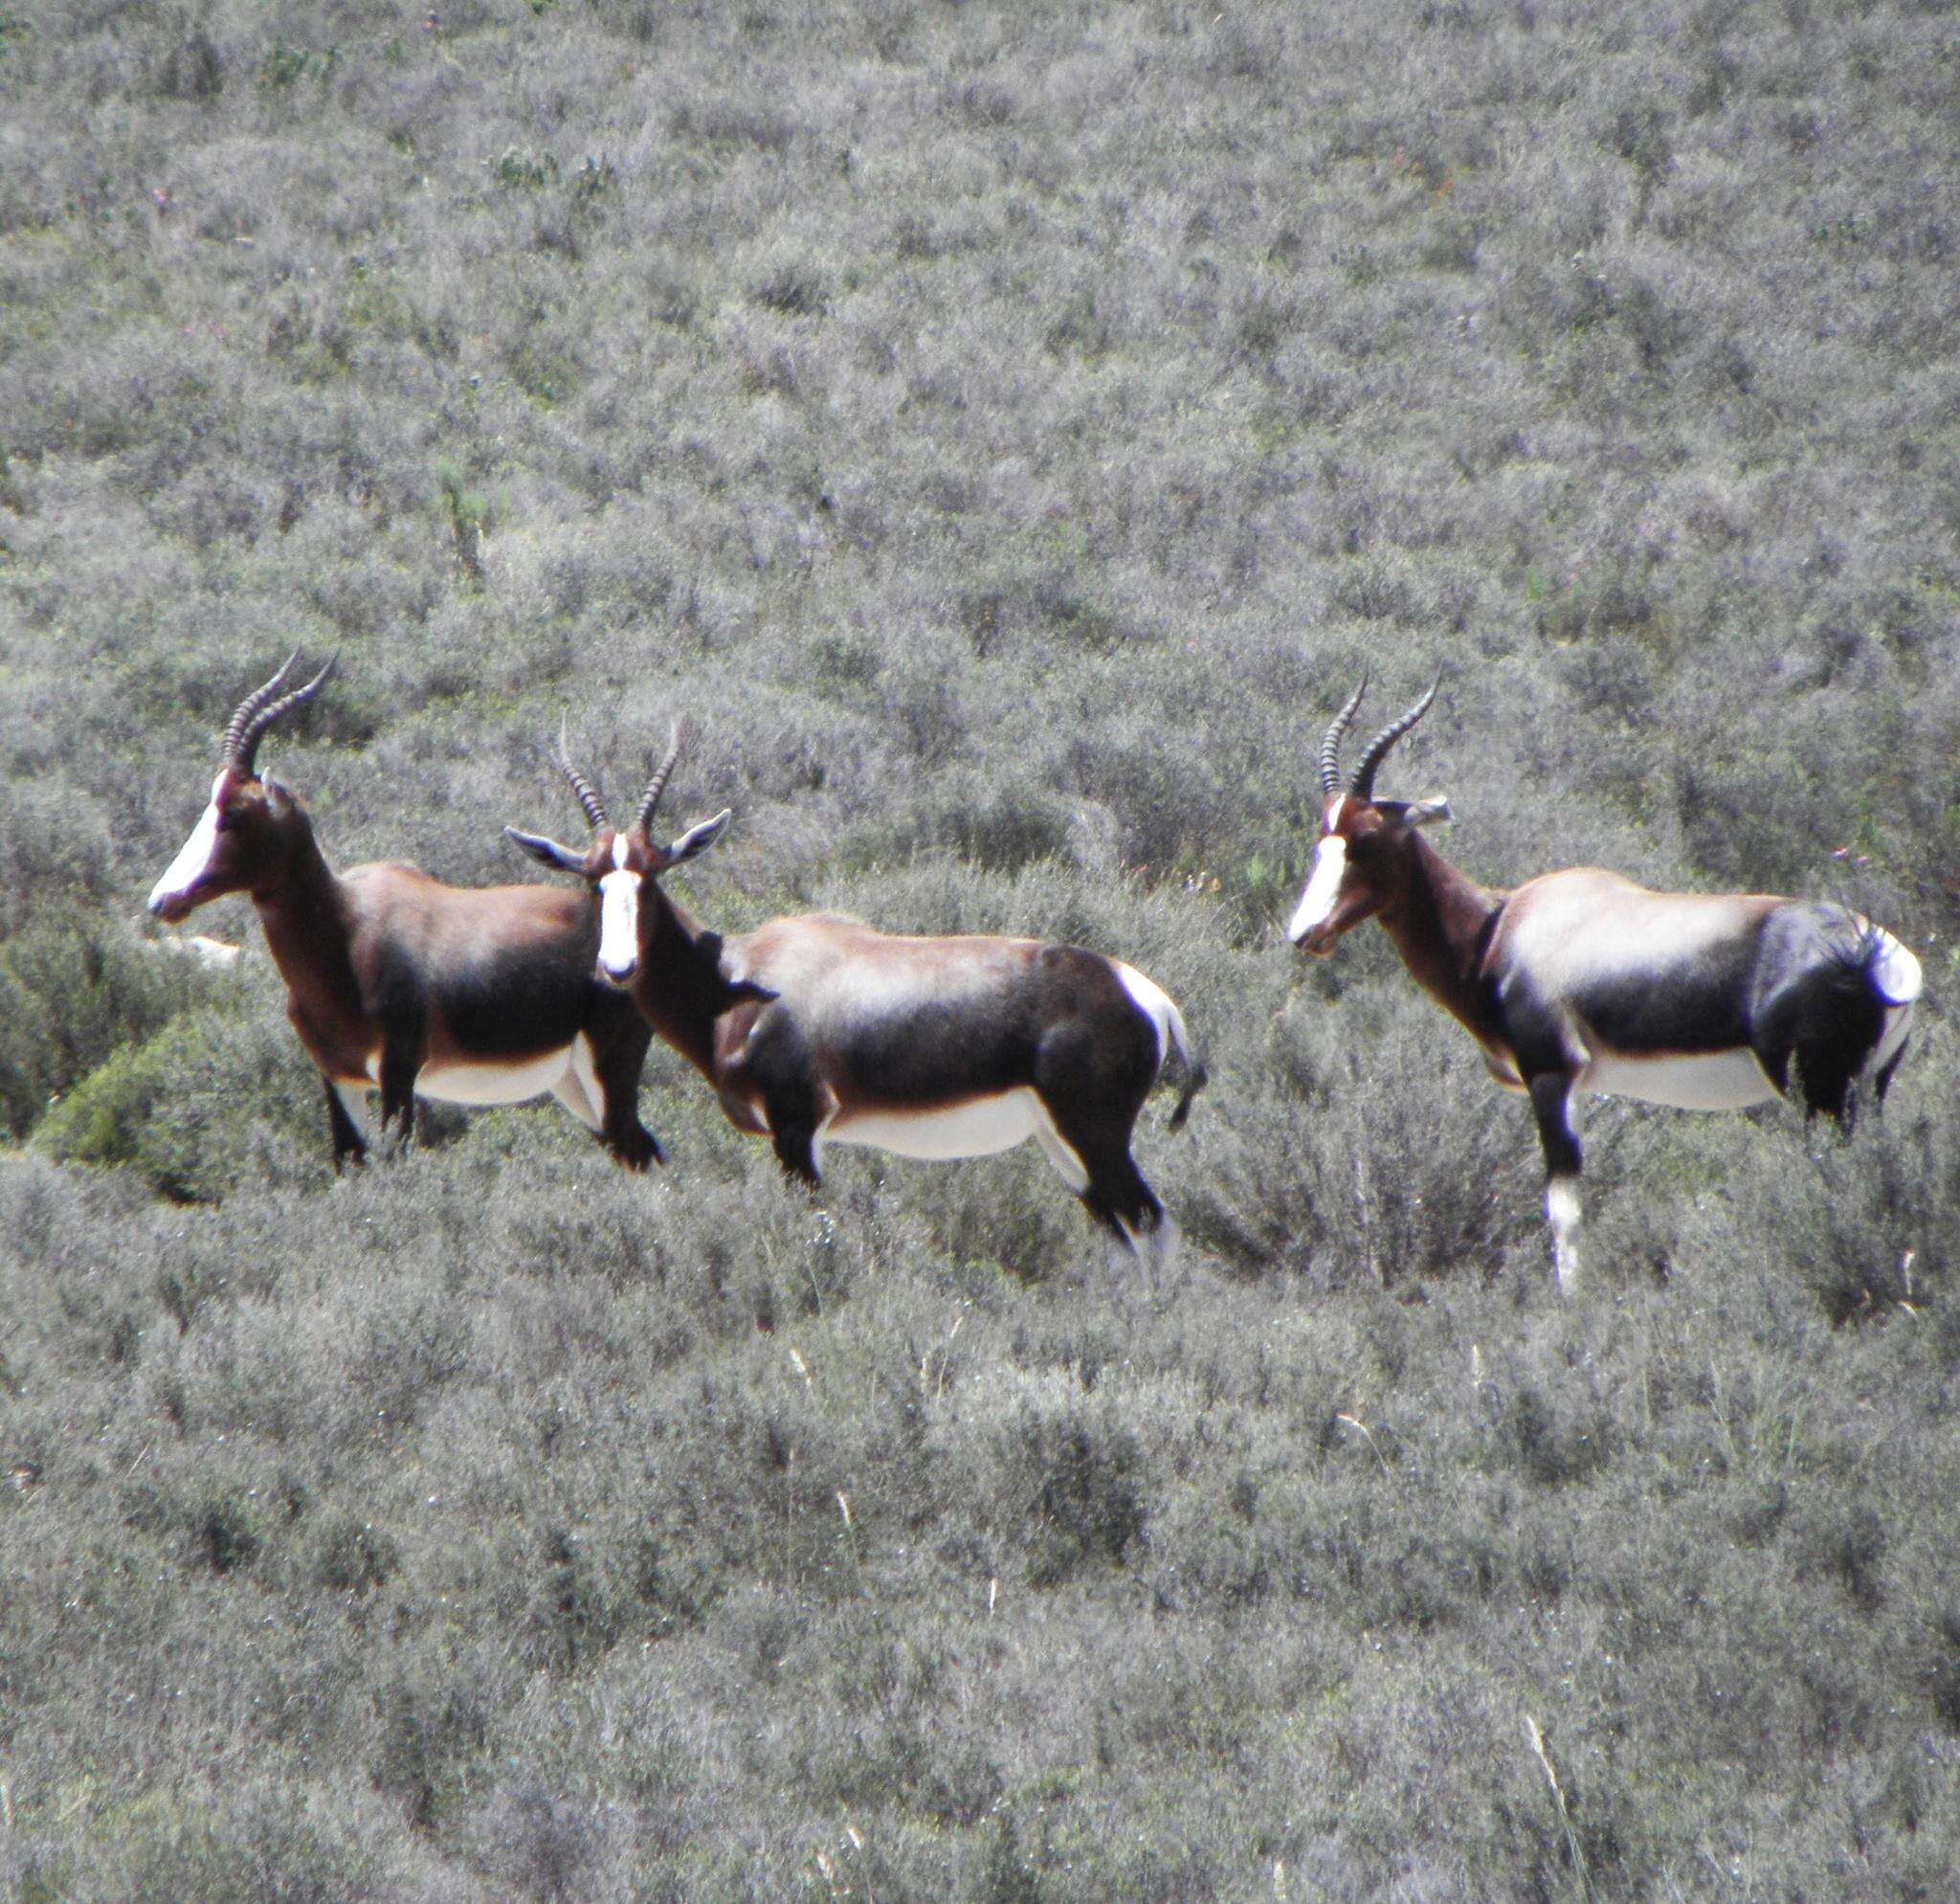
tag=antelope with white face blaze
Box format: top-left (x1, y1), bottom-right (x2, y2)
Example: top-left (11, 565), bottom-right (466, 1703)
top-left (1287, 677), bottom-right (1921, 1293)
top-left (146, 659), bottom-right (662, 1170)
top-left (506, 730), bottom-right (1208, 1266)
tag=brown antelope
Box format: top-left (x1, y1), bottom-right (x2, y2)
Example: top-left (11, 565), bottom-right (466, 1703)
top-left (1287, 677), bottom-right (1921, 1293)
top-left (146, 658), bottom-right (661, 1171)
top-left (505, 730), bottom-right (1207, 1265)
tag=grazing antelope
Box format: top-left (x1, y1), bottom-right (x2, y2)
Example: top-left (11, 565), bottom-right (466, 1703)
top-left (1287, 677), bottom-right (1921, 1292)
top-left (146, 658), bottom-right (662, 1171)
top-left (505, 730), bottom-right (1207, 1264)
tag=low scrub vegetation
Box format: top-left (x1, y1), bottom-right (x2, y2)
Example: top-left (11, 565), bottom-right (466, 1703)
top-left (3, 0), bottom-right (1956, 1896)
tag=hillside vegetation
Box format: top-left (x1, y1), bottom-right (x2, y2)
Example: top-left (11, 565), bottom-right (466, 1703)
top-left (3, 1), bottom-right (1958, 1896)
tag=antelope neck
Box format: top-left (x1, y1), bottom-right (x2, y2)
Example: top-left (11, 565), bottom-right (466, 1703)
top-left (635, 881), bottom-right (743, 1079)
top-left (1374, 832), bottom-right (1506, 1041)
top-left (250, 818), bottom-right (364, 1012)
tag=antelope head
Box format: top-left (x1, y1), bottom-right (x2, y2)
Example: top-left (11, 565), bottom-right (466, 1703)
top-left (505, 722), bottom-right (731, 986)
top-left (1286, 674), bottom-right (1451, 953)
top-left (147, 654), bottom-right (335, 923)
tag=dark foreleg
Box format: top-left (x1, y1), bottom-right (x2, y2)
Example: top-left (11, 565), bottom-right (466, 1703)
top-left (1526, 1073), bottom-right (1584, 1297)
top-left (323, 1077), bottom-right (368, 1172)
top-left (592, 1020), bottom-right (663, 1171)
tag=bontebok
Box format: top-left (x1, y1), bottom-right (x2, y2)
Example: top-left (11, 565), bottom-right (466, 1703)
top-left (506, 728), bottom-right (1207, 1266)
top-left (147, 659), bottom-right (662, 1171)
top-left (1287, 677), bottom-right (1921, 1292)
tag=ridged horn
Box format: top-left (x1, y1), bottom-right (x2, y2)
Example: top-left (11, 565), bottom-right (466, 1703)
top-left (221, 653), bottom-right (297, 766)
top-left (229, 655), bottom-right (335, 776)
top-left (1349, 677), bottom-right (1439, 802)
top-left (634, 721), bottom-right (685, 836)
top-left (1317, 673), bottom-right (1369, 796)
top-left (555, 716), bottom-right (610, 831)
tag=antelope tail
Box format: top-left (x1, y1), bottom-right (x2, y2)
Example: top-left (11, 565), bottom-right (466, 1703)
top-left (1163, 1002), bottom-right (1209, 1132)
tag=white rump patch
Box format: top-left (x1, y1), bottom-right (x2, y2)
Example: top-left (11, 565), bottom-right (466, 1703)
top-left (598, 868), bottom-right (641, 980)
top-left (826, 1087), bottom-right (1046, 1161)
top-left (1859, 927), bottom-right (1919, 1081)
top-left (147, 774), bottom-right (226, 914)
top-left (1113, 960), bottom-right (1180, 1069)
top-left (1870, 930), bottom-right (1923, 1007)
top-left (1287, 836), bottom-right (1348, 944)
top-left (1577, 1046), bottom-right (1779, 1111)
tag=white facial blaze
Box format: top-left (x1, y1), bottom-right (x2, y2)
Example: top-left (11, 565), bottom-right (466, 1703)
top-left (1287, 835), bottom-right (1348, 944)
top-left (598, 869), bottom-right (642, 979)
top-left (147, 773), bottom-right (226, 913)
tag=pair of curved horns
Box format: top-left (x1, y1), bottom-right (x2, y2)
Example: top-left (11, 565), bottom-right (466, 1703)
top-left (1317, 672), bottom-right (1438, 801)
top-left (555, 719), bottom-right (685, 838)
top-left (224, 653), bottom-right (336, 776)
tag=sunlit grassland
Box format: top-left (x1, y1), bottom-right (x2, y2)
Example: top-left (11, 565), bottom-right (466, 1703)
top-left (3, 0), bottom-right (1958, 1896)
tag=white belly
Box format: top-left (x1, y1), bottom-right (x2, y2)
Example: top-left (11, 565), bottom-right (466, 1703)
top-left (1578, 1046), bottom-right (1779, 1111)
top-left (364, 1044), bottom-right (574, 1107)
top-left (824, 1087), bottom-right (1044, 1160)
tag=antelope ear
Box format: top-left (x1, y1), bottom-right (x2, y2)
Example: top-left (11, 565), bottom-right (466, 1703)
top-left (263, 776), bottom-right (294, 818)
top-left (668, 809), bottom-right (732, 864)
top-left (1408, 795), bottom-right (1453, 828)
top-left (504, 826), bottom-right (589, 873)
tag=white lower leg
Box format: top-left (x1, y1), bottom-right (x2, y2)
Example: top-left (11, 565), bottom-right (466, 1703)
top-left (1546, 1176), bottom-right (1582, 1296)
top-left (1137, 1210), bottom-right (1177, 1279)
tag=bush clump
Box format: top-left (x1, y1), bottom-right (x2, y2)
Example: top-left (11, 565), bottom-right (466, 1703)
top-left (34, 1006), bottom-right (322, 1202)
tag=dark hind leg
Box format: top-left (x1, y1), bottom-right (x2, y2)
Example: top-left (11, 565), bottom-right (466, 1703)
top-left (1873, 1036), bottom-right (1909, 1107)
top-left (1766, 971), bottom-right (1884, 1131)
top-left (1036, 1015), bottom-right (1169, 1267)
top-left (1793, 1013), bottom-right (1877, 1131)
top-left (1040, 1100), bottom-right (1168, 1269)
top-left (1084, 1147), bottom-right (1168, 1264)
top-left (1793, 1027), bottom-right (1879, 1133)
top-left (324, 1078), bottom-right (368, 1172)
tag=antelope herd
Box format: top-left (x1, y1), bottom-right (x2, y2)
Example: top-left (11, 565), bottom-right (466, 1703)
top-left (147, 659), bottom-right (1922, 1294)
